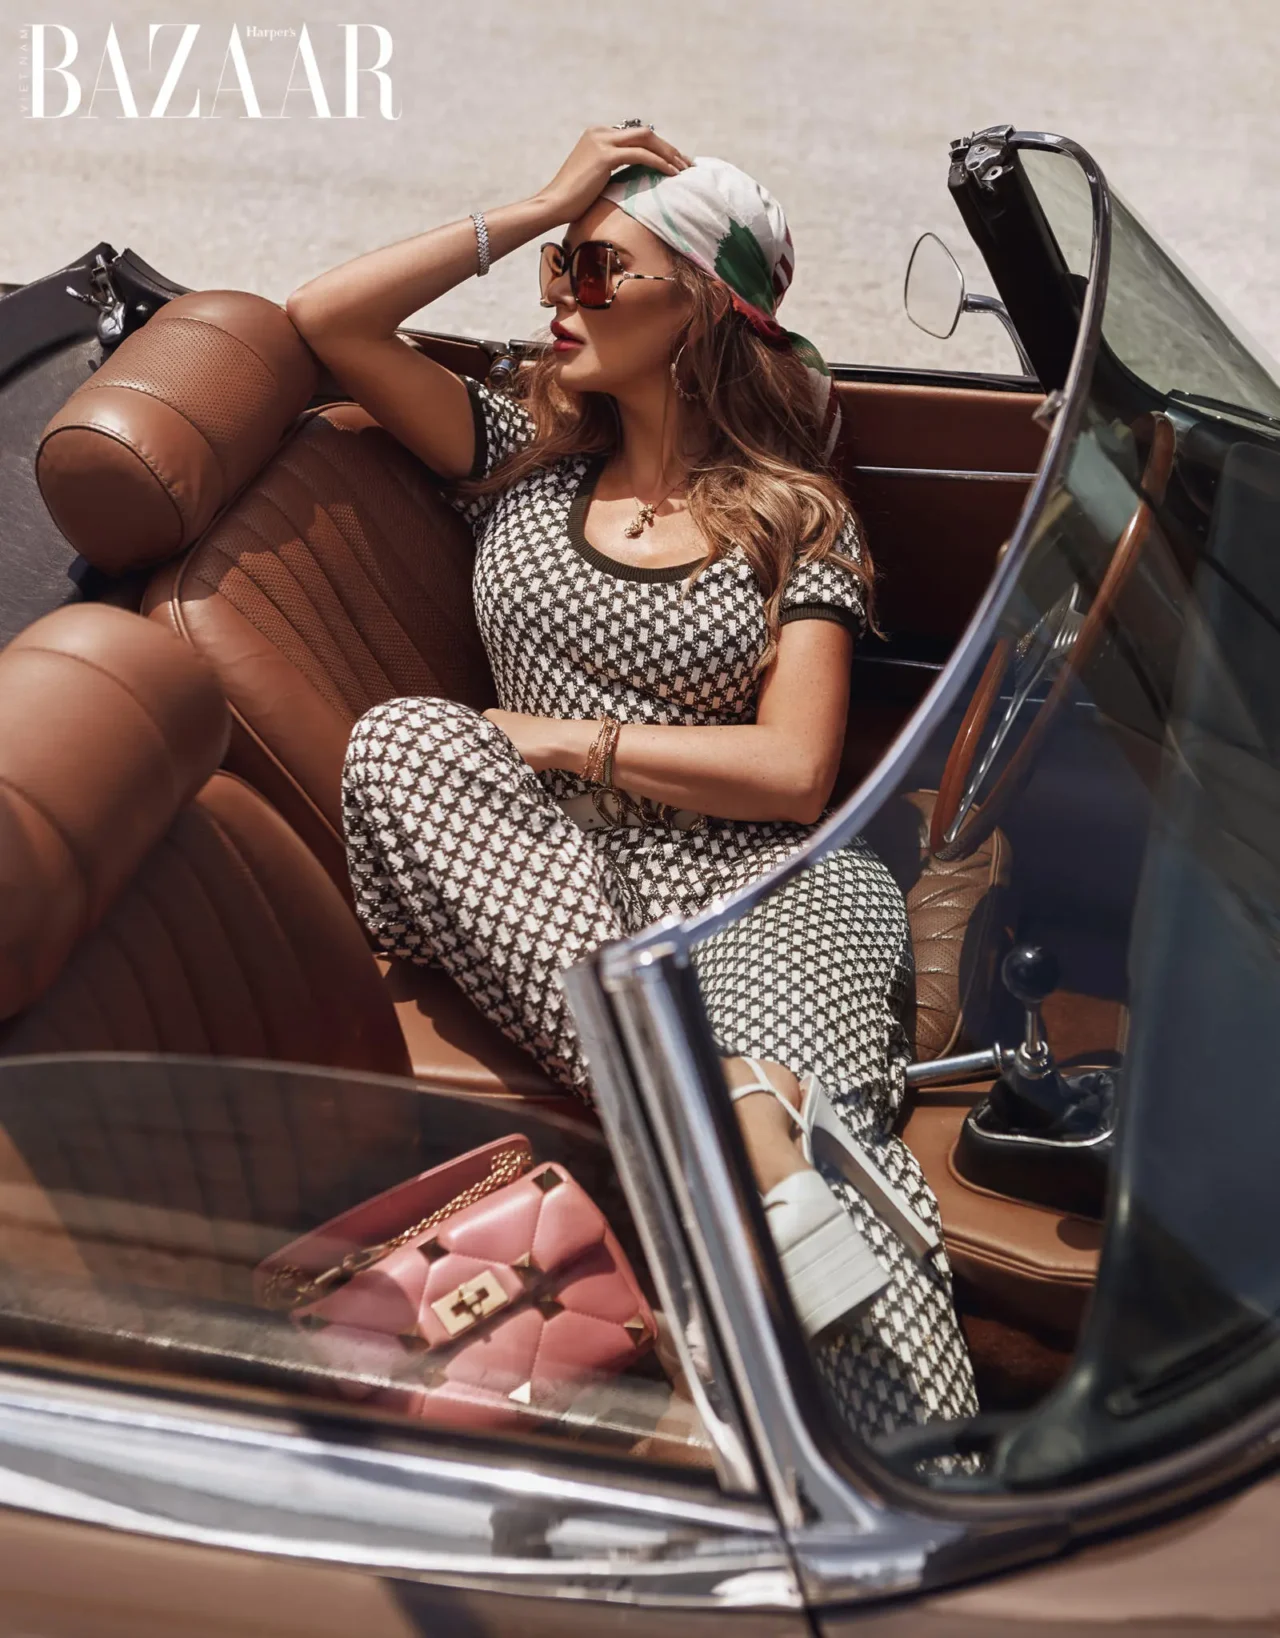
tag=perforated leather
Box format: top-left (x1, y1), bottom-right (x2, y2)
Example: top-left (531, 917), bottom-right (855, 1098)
top-left (35, 291), bottom-right (320, 576)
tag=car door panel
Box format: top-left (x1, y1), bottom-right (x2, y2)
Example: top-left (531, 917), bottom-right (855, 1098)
top-left (814, 1469), bottom-right (1280, 1635)
top-left (0, 1505), bottom-right (813, 1638)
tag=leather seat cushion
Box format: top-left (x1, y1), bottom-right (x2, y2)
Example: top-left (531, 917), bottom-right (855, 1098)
top-left (36, 291), bottom-right (320, 577)
top-left (144, 402), bottom-right (497, 889)
top-left (0, 771), bottom-right (412, 1080)
top-left (0, 605), bottom-right (229, 1021)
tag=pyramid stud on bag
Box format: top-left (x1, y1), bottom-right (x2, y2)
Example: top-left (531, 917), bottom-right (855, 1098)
top-left (418, 1238), bottom-right (449, 1263)
top-left (532, 1169), bottom-right (563, 1193)
top-left (536, 1295), bottom-right (564, 1319)
top-left (623, 1315), bottom-right (649, 1344)
top-left (508, 1380), bottom-right (534, 1405)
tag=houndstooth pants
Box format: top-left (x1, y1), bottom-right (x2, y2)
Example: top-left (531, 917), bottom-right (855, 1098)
top-left (342, 696), bottom-right (978, 1442)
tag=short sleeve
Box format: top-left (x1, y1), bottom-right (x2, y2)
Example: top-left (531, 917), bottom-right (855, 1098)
top-left (442, 376), bottom-right (537, 526)
top-left (778, 512), bottom-right (867, 637)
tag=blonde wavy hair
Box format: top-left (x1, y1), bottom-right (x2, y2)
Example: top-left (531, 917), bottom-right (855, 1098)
top-left (454, 255), bottom-right (875, 676)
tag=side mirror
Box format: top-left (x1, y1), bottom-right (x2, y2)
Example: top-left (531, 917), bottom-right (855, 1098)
top-left (903, 231), bottom-right (1036, 376)
top-left (904, 231), bottom-right (965, 340)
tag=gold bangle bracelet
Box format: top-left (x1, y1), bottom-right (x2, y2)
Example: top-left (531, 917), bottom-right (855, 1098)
top-left (580, 715), bottom-right (619, 785)
top-left (598, 719), bottom-right (620, 790)
top-left (580, 718), bottom-right (607, 783)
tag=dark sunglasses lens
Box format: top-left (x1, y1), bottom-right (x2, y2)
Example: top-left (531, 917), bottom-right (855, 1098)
top-left (539, 243), bottom-right (565, 302)
top-left (572, 242), bottom-right (614, 308)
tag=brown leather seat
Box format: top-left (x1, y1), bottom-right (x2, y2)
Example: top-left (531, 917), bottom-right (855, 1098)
top-left (34, 290), bottom-right (495, 893)
top-left (33, 289), bottom-right (1009, 1084)
top-left (0, 604), bottom-right (565, 1119)
top-left (0, 603), bottom-right (413, 1071)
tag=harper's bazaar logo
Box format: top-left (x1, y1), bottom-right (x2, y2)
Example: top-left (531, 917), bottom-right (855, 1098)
top-left (16, 23), bottom-right (399, 118)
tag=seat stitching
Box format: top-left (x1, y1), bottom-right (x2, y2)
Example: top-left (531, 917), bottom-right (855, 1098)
top-left (128, 848), bottom-right (223, 1056)
top-left (267, 437), bottom-right (453, 662)
top-left (101, 867), bottom-right (227, 1255)
top-left (0, 773), bottom-right (91, 941)
top-left (193, 535), bottom-right (358, 716)
top-left (188, 800), bottom-right (315, 1061)
top-left (14, 645), bottom-right (195, 811)
top-left (171, 822), bottom-right (278, 1055)
top-left (135, 842), bottom-right (223, 1057)
top-left (304, 429), bottom-right (489, 654)
top-left (250, 457), bottom-right (419, 690)
top-left (223, 482), bottom-right (397, 704)
top-left (193, 506), bottom-right (373, 709)
top-left (93, 902), bottom-right (177, 1054)
top-left (276, 431), bottom-right (482, 657)
top-left (42, 408), bottom-right (192, 526)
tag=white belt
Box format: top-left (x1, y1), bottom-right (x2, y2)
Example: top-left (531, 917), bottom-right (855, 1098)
top-left (557, 788), bottom-right (707, 833)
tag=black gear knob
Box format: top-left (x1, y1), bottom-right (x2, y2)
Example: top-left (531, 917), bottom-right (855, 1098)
top-left (1001, 944), bottom-right (1059, 1008)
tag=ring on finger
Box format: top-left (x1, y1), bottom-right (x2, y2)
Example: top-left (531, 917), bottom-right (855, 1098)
top-left (611, 118), bottom-right (647, 129)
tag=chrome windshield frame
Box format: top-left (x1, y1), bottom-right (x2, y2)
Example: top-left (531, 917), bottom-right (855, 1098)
top-left (561, 128), bottom-right (1115, 1603)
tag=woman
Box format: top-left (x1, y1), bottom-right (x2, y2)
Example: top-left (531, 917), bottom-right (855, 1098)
top-left (285, 125), bottom-right (977, 1443)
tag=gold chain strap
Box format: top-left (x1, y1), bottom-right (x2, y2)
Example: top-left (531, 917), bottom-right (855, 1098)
top-left (263, 1146), bottom-right (532, 1311)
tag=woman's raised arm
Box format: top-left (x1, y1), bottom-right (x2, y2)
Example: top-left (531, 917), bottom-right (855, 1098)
top-left (283, 127), bottom-right (691, 480)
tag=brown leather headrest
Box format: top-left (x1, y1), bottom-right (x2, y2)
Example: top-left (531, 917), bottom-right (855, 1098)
top-left (0, 603), bottom-right (229, 1020)
top-left (35, 290), bottom-right (319, 576)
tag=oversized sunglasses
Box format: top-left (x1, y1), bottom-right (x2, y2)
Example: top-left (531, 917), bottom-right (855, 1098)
top-left (538, 239), bottom-right (677, 310)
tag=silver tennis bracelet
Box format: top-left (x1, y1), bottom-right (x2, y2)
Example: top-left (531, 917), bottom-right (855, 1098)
top-left (470, 211), bottom-right (491, 277)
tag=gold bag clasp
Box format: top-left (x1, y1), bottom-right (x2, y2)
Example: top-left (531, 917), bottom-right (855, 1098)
top-left (430, 1270), bottom-right (510, 1337)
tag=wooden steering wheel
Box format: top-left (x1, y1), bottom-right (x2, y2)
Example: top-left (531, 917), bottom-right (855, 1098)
top-left (929, 412), bottom-right (1177, 862)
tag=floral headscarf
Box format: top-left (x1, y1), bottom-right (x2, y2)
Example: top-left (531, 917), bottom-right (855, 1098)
top-left (600, 155), bottom-right (840, 459)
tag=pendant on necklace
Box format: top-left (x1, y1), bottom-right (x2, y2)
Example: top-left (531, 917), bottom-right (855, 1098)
top-left (623, 503), bottom-right (656, 539)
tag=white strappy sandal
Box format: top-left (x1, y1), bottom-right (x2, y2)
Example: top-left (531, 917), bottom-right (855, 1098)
top-left (728, 1058), bottom-right (890, 1338)
top-left (731, 1054), bottom-right (941, 1270)
top-left (794, 1066), bottom-right (942, 1263)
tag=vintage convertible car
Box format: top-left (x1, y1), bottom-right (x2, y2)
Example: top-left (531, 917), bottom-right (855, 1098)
top-left (0, 122), bottom-right (1277, 1633)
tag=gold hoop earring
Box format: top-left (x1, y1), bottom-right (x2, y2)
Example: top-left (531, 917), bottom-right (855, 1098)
top-left (670, 343), bottom-right (696, 402)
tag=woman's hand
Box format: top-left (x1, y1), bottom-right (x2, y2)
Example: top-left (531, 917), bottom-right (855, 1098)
top-left (535, 126), bottom-right (692, 227)
top-left (482, 708), bottom-right (586, 774)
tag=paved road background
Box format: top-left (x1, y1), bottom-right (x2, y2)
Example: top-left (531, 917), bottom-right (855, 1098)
top-left (5, 1), bottom-right (1278, 378)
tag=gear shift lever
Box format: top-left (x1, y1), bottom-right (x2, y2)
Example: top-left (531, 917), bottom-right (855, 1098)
top-left (988, 944), bottom-right (1069, 1129)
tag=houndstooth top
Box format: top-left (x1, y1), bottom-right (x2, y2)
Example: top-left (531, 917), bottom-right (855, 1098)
top-left (444, 377), bottom-right (868, 814)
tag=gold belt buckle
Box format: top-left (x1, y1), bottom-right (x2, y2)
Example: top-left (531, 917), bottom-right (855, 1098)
top-left (430, 1269), bottom-right (510, 1336)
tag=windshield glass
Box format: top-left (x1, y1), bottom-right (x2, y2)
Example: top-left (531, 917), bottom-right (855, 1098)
top-left (1022, 148), bottom-right (1280, 425)
top-left (609, 135), bottom-right (1280, 1493)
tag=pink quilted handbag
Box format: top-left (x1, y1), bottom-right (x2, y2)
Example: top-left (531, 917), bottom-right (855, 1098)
top-left (254, 1135), bottom-right (657, 1432)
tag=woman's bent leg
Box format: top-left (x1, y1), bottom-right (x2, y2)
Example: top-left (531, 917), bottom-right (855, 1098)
top-left (689, 838), bottom-right (979, 1442)
top-left (342, 697), bottom-right (636, 1099)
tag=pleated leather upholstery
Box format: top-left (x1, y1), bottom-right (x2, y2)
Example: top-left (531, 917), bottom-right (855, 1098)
top-left (145, 402), bottom-right (496, 888)
top-left (0, 605), bottom-right (229, 1021)
top-left (862, 789), bottom-right (1013, 1061)
top-left (0, 772), bottom-right (411, 1078)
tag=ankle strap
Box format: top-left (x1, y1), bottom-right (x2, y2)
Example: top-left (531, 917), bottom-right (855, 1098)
top-left (726, 1057), bottom-right (803, 1132)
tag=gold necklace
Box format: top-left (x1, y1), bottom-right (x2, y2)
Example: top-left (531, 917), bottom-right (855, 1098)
top-left (622, 464), bottom-right (686, 539)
